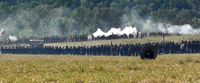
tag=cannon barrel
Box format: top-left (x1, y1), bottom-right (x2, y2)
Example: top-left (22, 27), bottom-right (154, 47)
top-left (140, 44), bottom-right (157, 60)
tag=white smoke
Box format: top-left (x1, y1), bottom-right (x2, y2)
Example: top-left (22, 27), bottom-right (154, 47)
top-left (167, 24), bottom-right (200, 35)
top-left (92, 26), bottom-right (137, 37)
top-left (142, 21), bottom-right (200, 35)
top-left (9, 36), bottom-right (18, 42)
top-left (127, 16), bottom-right (200, 35)
top-left (92, 28), bottom-right (106, 37)
top-left (121, 10), bottom-right (200, 35)
top-left (92, 23), bottom-right (200, 38)
top-left (141, 23), bottom-right (200, 35)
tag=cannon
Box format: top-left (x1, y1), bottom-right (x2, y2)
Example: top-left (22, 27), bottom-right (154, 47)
top-left (140, 44), bottom-right (157, 60)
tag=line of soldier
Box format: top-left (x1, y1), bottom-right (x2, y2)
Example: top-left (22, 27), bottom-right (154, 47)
top-left (0, 35), bottom-right (88, 44)
top-left (149, 32), bottom-right (182, 37)
top-left (1, 40), bottom-right (200, 55)
top-left (0, 32), bottom-right (187, 44)
top-left (92, 32), bottom-right (184, 40)
top-left (92, 34), bottom-right (133, 40)
top-left (0, 44), bottom-right (142, 56)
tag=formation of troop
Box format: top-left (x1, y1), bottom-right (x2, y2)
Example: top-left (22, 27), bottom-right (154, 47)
top-left (1, 44), bottom-right (142, 56)
top-left (0, 35), bottom-right (88, 44)
top-left (92, 32), bottom-right (183, 40)
top-left (1, 39), bottom-right (200, 55)
top-left (0, 32), bottom-right (184, 44)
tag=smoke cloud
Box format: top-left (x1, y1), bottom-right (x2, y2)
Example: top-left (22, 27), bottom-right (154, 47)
top-left (9, 35), bottom-right (18, 42)
top-left (137, 19), bottom-right (200, 35)
top-left (92, 26), bottom-right (137, 37)
top-left (167, 24), bottom-right (200, 35)
top-left (92, 11), bottom-right (200, 37)
top-left (119, 9), bottom-right (200, 35)
top-left (0, 4), bottom-right (71, 39)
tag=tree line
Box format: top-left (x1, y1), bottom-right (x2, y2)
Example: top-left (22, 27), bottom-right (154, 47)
top-left (0, 0), bottom-right (200, 38)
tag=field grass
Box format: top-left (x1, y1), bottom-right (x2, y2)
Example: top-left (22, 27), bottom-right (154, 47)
top-left (1, 35), bottom-right (200, 82)
top-left (0, 54), bottom-right (200, 82)
top-left (45, 35), bottom-right (200, 47)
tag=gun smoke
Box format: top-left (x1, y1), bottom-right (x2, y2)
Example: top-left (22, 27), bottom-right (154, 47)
top-left (92, 23), bottom-right (200, 38)
top-left (9, 36), bottom-right (18, 42)
top-left (92, 26), bottom-right (137, 37)
top-left (167, 24), bottom-right (200, 35)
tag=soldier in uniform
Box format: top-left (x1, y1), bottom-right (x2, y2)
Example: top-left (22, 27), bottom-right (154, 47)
top-left (92, 46), bottom-right (97, 55)
top-left (129, 34), bottom-right (133, 38)
top-left (86, 46), bottom-right (89, 55)
top-left (194, 41), bottom-right (199, 53)
top-left (110, 45), bottom-right (114, 56)
top-left (97, 46), bottom-right (102, 55)
top-left (119, 46), bottom-right (123, 56)
top-left (137, 43), bottom-right (142, 56)
top-left (76, 46), bottom-right (79, 55)
top-left (82, 46), bottom-right (86, 55)
top-left (123, 44), bottom-right (128, 56)
top-left (187, 41), bottom-right (191, 53)
top-left (170, 42), bottom-right (175, 54)
top-left (191, 41), bottom-right (195, 53)
top-left (113, 45), bottom-right (118, 56)
top-left (197, 41), bottom-right (200, 53)
top-left (131, 44), bottom-right (136, 56)
top-left (135, 44), bottom-right (140, 56)
top-left (128, 45), bottom-right (132, 56)
top-left (58, 46), bottom-right (63, 55)
top-left (4, 47), bottom-right (8, 54)
top-left (165, 43), bottom-right (170, 54)
top-left (11, 47), bottom-right (15, 54)
top-left (89, 46), bottom-right (93, 55)
top-left (68, 46), bottom-right (72, 55)
top-left (175, 43), bottom-right (180, 54)
top-left (180, 41), bottom-right (185, 54)
top-left (107, 45), bottom-right (111, 55)
top-left (64, 46), bottom-right (69, 55)
top-left (7, 47), bottom-right (11, 54)
top-left (102, 45), bottom-right (106, 55)
top-left (72, 46), bottom-right (76, 55)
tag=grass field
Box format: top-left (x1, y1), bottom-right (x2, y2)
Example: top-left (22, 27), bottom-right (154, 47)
top-left (1, 35), bottom-right (200, 82)
top-left (0, 54), bottom-right (200, 82)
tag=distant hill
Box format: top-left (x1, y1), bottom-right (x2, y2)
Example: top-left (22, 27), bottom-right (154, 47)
top-left (0, 0), bottom-right (200, 38)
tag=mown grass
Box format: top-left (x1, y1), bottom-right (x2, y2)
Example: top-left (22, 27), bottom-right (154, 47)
top-left (45, 35), bottom-right (200, 47)
top-left (0, 54), bottom-right (200, 82)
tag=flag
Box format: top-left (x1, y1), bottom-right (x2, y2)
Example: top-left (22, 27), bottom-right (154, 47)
top-left (167, 25), bottom-right (171, 28)
top-left (62, 28), bottom-right (64, 36)
top-left (111, 40), bottom-right (113, 46)
top-left (0, 29), bottom-right (5, 35)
